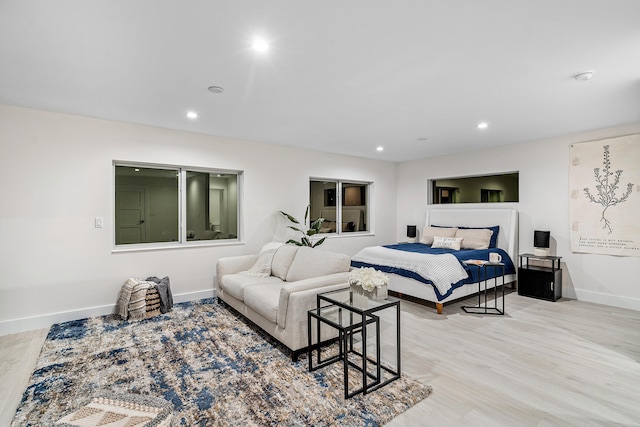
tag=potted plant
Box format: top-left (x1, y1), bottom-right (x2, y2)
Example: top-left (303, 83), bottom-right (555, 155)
top-left (279, 205), bottom-right (326, 248)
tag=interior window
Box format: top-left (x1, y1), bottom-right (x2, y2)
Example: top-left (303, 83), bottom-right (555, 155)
top-left (115, 166), bottom-right (179, 244)
top-left (115, 164), bottom-right (240, 246)
top-left (309, 179), bottom-right (370, 234)
top-left (430, 172), bottom-right (518, 204)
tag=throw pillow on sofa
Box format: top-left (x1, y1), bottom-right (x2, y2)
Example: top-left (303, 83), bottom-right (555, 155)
top-left (271, 245), bottom-right (299, 280)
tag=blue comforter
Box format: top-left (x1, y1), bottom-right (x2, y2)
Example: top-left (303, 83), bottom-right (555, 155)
top-left (350, 243), bottom-right (516, 301)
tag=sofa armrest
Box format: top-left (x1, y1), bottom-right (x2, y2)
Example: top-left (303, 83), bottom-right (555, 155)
top-left (277, 272), bottom-right (349, 329)
top-left (281, 282), bottom-right (347, 350)
top-left (215, 255), bottom-right (259, 288)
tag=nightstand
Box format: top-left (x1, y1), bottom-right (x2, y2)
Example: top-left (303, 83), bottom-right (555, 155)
top-left (518, 254), bottom-right (562, 302)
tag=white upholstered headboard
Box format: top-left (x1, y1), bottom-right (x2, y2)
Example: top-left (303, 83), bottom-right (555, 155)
top-left (425, 208), bottom-right (518, 261)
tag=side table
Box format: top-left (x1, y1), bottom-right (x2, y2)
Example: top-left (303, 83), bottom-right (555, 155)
top-left (461, 261), bottom-right (506, 315)
top-left (518, 254), bottom-right (562, 301)
top-left (307, 287), bottom-right (401, 398)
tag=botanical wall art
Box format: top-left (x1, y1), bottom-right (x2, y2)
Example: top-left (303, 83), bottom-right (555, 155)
top-left (569, 134), bottom-right (640, 257)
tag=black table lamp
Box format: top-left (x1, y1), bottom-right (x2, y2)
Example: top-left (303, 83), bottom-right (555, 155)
top-left (407, 225), bottom-right (417, 243)
top-left (533, 230), bottom-right (550, 256)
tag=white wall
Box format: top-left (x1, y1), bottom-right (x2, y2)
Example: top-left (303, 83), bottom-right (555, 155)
top-left (0, 105), bottom-right (398, 334)
top-left (397, 124), bottom-right (640, 311)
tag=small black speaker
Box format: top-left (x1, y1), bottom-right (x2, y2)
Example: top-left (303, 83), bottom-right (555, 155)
top-left (534, 230), bottom-right (550, 248)
top-left (407, 225), bottom-right (417, 238)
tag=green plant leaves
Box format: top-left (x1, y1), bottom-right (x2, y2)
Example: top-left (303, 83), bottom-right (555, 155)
top-left (279, 206), bottom-right (326, 248)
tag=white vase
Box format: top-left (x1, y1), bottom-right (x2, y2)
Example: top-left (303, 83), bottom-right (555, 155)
top-left (350, 283), bottom-right (388, 301)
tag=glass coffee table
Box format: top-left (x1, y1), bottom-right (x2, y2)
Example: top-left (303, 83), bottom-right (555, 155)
top-left (307, 287), bottom-right (401, 398)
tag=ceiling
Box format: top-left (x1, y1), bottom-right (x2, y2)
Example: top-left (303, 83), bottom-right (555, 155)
top-left (1, 1), bottom-right (639, 162)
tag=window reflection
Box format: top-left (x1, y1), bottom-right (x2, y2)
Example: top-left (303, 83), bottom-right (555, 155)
top-left (115, 165), bottom-right (239, 246)
top-left (186, 172), bottom-right (238, 241)
top-left (115, 166), bottom-right (179, 244)
top-left (431, 173), bottom-right (518, 204)
top-left (309, 180), bottom-right (369, 233)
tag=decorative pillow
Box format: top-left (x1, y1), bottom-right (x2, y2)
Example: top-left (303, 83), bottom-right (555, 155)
top-left (270, 245), bottom-right (299, 280)
top-left (455, 228), bottom-right (493, 249)
top-left (431, 236), bottom-right (463, 250)
top-left (432, 225), bottom-right (500, 248)
top-left (420, 226), bottom-right (458, 245)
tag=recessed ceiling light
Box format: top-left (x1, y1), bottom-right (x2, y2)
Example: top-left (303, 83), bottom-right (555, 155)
top-left (574, 71), bottom-right (594, 81)
top-left (186, 111), bottom-right (198, 119)
top-left (208, 86), bottom-right (224, 93)
top-left (251, 38), bottom-right (269, 52)
top-left (376, 146), bottom-right (384, 152)
top-left (477, 122), bottom-right (489, 129)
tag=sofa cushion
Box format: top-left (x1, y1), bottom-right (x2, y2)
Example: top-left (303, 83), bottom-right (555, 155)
top-left (285, 247), bottom-right (351, 282)
top-left (221, 274), bottom-right (283, 301)
top-left (243, 282), bottom-right (283, 324)
top-left (271, 245), bottom-right (299, 280)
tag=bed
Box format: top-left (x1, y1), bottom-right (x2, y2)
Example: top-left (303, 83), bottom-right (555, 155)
top-left (351, 208), bottom-right (518, 314)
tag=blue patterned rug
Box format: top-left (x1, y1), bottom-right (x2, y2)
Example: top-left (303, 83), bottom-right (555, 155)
top-left (12, 298), bottom-right (431, 426)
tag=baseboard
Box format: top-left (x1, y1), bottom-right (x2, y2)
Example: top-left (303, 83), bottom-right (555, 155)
top-left (573, 289), bottom-right (640, 312)
top-left (0, 289), bottom-right (216, 337)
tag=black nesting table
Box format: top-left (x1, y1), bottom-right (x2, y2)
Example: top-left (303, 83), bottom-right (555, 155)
top-left (307, 287), bottom-right (401, 398)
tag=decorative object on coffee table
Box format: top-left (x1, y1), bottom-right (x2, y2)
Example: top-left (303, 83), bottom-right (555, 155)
top-left (348, 267), bottom-right (389, 300)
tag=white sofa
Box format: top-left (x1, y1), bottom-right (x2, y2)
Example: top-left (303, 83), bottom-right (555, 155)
top-left (216, 244), bottom-right (351, 359)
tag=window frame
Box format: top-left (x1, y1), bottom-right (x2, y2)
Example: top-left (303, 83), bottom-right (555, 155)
top-left (428, 171), bottom-right (519, 205)
top-left (309, 177), bottom-right (372, 237)
top-left (113, 161), bottom-right (243, 251)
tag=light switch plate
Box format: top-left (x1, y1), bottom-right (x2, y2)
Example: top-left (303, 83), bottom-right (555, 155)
top-left (95, 217), bottom-right (103, 228)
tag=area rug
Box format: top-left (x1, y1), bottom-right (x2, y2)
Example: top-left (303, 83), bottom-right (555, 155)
top-left (12, 298), bottom-right (432, 426)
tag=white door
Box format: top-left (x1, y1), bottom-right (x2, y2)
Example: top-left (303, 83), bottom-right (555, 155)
top-left (116, 186), bottom-right (146, 244)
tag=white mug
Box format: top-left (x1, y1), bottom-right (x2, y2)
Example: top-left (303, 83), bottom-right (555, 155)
top-left (489, 252), bottom-right (502, 263)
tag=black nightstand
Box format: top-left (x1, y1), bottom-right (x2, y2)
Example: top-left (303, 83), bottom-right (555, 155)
top-left (518, 254), bottom-right (562, 302)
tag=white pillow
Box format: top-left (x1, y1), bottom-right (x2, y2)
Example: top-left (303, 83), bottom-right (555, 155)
top-left (420, 226), bottom-right (458, 245)
top-left (432, 236), bottom-right (463, 250)
top-left (270, 245), bottom-right (299, 280)
top-left (455, 228), bottom-right (493, 249)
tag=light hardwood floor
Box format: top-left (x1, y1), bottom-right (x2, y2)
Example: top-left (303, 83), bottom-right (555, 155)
top-left (2, 292), bottom-right (639, 426)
